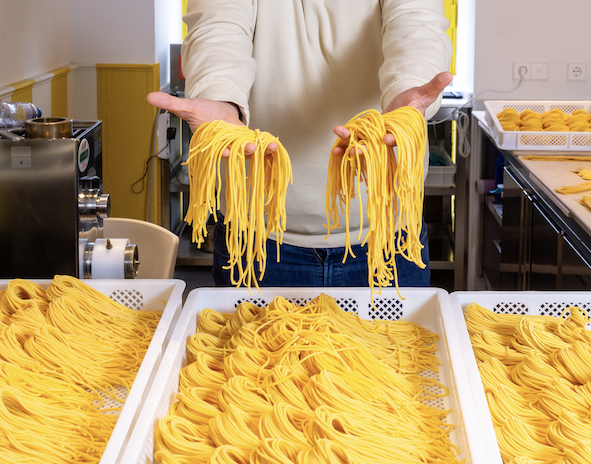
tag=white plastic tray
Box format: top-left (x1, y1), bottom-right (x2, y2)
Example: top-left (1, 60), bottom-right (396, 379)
top-left (426, 165), bottom-right (456, 187)
top-left (449, 291), bottom-right (591, 464)
top-left (121, 287), bottom-right (487, 464)
top-left (0, 278), bottom-right (186, 464)
top-left (426, 139), bottom-right (456, 187)
top-left (484, 100), bottom-right (591, 151)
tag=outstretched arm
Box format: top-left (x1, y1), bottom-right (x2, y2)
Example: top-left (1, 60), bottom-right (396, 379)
top-left (146, 92), bottom-right (278, 156)
top-left (146, 92), bottom-right (243, 132)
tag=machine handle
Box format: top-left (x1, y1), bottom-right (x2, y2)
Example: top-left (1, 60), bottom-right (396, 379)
top-left (80, 175), bottom-right (101, 189)
top-left (531, 200), bottom-right (563, 235)
top-left (562, 234), bottom-right (591, 270)
top-left (0, 130), bottom-right (24, 142)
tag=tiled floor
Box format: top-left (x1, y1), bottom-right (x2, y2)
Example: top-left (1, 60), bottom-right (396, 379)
top-left (173, 265), bottom-right (215, 302)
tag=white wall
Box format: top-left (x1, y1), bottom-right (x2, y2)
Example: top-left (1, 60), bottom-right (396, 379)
top-left (473, 0), bottom-right (591, 110)
top-left (69, 0), bottom-right (181, 85)
top-left (1, 0), bottom-right (182, 108)
top-left (0, 0), bottom-right (71, 86)
top-left (454, 0), bottom-right (475, 95)
top-left (69, 0), bottom-right (155, 64)
top-left (155, 0), bottom-right (183, 90)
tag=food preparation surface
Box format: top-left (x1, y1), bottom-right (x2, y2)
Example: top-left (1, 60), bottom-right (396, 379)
top-left (517, 155), bottom-right (591, 234)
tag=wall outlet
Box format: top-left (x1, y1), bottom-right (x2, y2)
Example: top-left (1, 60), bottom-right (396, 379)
top-left (531, 62), bottom-right (548, 81)
top-left (567, 63), bottom-right (586, 81)
top-left (513, 62), bottom-right (531, 80)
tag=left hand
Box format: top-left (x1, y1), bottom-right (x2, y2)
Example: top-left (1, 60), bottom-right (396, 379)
top-left (332, 71), bottom-right (453, 156)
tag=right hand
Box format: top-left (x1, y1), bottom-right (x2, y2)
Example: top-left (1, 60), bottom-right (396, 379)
top-left (147, 92), bottom-right (243, 132)
top-left (146, 92), bottom-right (277, 156)
top-left (331, 71), bottom-right (453, 157)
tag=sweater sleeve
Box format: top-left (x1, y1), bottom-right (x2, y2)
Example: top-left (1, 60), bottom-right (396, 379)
top-left (379, 0), bottom-right (452, 120)
top-left (181, 0), bottom-right (257, 124)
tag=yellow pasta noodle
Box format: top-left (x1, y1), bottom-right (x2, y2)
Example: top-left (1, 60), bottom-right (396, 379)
top-left (524, 156), bottom-right (591, 162)
top-left (0, 276), bottom-right (163, 463)
top-left (464, 302), bottom-right (591, 463)
top-left (496, 108), bottom-right (591, 133)
top-left (555, 183), bottom-right (591, 195)
top-left (325, 107), bottom-right (427, 299)
top-left (183, 121), bottom-right (292, 292)
top-left (520, 110), bottom-right (544, 131)
top-left (497, 108), bottom-right (522, 131)
top-left (580, 195), bottom-right (591, 211)
top-left (155, 294), bottom-right (463, 464)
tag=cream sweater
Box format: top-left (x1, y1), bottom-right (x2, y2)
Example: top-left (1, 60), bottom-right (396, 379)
top-left (182, 0), bottom-right (452, 248)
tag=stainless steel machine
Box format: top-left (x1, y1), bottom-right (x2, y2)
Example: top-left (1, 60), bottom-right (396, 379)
top-left (0, 118), bottom-right (139, 279)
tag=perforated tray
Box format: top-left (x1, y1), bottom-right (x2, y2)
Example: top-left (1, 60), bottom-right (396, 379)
top-left (0, 278), bottom-right (186, 464)
top-left (120, 287), bottom-right (487, 464)
top-left (484, 100), bottom-right (591, 151)
top-left (449, 291), bottom-right (591, 464)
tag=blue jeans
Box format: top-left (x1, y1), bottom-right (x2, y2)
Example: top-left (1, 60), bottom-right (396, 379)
top-left (212, 218), bottom-right (430, 287)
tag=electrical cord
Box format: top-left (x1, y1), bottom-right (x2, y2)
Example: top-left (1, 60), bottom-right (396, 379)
top-left (169, 160), bottom-right (188, 186)
top-left (428, 68), bottom-right (527, 158)
top-left (148, 108), bottom-right (165, 222)
top-left (455, 111), bottom-right (470, 158)
top-left (131, 142), bottom-right (170, 194)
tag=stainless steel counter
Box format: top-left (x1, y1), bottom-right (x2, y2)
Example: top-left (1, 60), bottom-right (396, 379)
top-left (501, 151), bottom-right (591, 290)
top-left (468, 111), bottom-right (591, 290)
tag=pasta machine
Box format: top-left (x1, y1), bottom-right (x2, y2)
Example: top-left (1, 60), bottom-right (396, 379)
top-left (0, 118), bottom-right (139, 279)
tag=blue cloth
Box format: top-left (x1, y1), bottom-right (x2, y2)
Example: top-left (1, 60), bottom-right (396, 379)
top-left (212, 218), bottom-right (430, 287)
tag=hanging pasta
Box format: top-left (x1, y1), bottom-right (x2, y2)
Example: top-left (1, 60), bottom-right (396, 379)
top-left (184, 121), bottom-right (292, 291)
top-left (155, 294), bottom-right (463, 464)
top-left (325, 106), bottom-right (427, 298)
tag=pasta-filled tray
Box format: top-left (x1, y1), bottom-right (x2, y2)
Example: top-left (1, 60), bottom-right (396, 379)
top-left (121, 287), bottom-right (487, 464)
top-left (484, 100), bottom-right (591, 151)
top-left (449, 291), bottom-right (591, 464)
top-left (0, 278), bottom-right (186, 464)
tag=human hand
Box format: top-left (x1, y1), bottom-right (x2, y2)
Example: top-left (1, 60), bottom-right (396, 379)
top-left (331, 71), bottom-right (453, 156)
top-left (146, 92), bottom-right (278, 156)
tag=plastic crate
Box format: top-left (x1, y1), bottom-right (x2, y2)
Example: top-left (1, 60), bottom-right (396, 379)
top-left (426, 161), bottom-right (456, 187)
top-left (0, 278), bottom-right (186, 464)
top-left (484, 100), bottom-right (591, 151)
top-left (449, 291), bottom-right (591, 464)
top-left (120, 287), bottom-right (487, 464)
top-left (426, 140), bottom-right (456, 187)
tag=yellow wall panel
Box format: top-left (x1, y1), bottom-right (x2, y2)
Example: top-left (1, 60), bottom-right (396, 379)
top-left (51, 67), bottom-right (70, 117)
top-left (444, 0), bottom-right (458, 75)
top-left (96, 64), bottom-right (161, 224)
top-left (10, 79), bottom-right (35, 103)
top-left (182, 0), bottom-right (188, 38)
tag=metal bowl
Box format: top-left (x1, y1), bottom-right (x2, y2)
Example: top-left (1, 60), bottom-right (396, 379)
top-left (25, 117), bottom-right (73, 139)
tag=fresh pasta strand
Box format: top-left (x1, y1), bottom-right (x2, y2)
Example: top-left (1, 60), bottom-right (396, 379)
top-left (155, 294), bottom-right (463, 464)
top-left (325, 107), bottom-right (427, 300)
top-left (497, 108), bottom-right (522, 131)
top-left (0, 276), bottom-right (164, 463)
top-left (183, 120), bottom-right (293, 292)
top-left (524, 156), bottom-right (591, 161)
top-left (465, 301), bottom-right (591, 463)
top-left (555, 183), bottom-right (591, 195)
top-left (496, 108), bottom-right (591, 132)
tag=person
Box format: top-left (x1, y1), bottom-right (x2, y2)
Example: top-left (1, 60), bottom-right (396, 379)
top-left (148, 0), bottom-right (453, 288)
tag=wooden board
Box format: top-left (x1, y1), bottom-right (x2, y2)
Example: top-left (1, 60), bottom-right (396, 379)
top-left (518, 155), bottom-right (591, 234)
